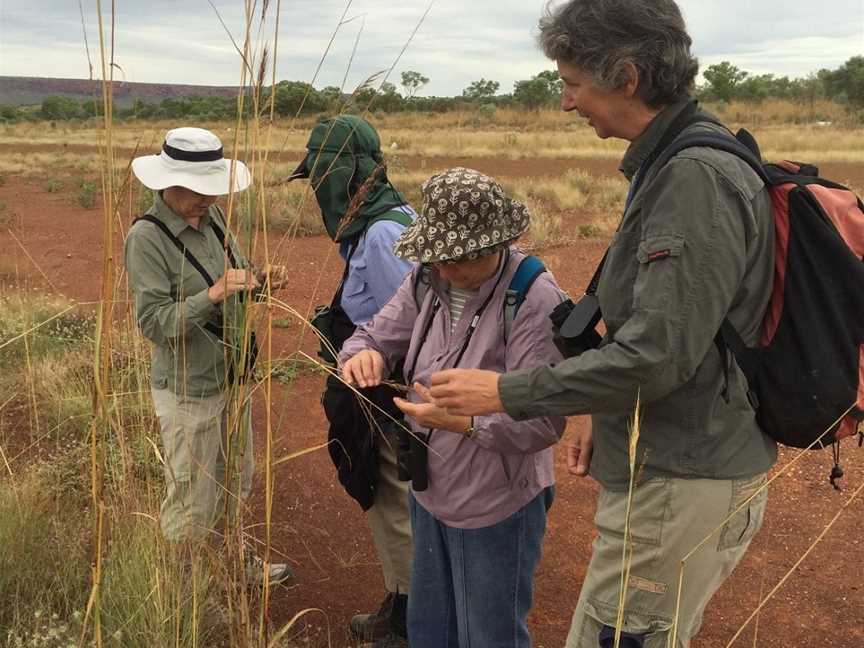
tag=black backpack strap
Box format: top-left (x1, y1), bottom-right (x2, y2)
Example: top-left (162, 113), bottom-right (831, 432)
top-left (133, 214), bottom-right (226, 340)
top-left (653, 130), bottom-right (771, 186)
top-left (211, 205), bottom-right (240, 269)
top-left (133, 214), bottom-right (216, 287)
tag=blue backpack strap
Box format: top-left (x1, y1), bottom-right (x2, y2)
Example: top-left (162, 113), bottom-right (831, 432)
top-left (503, 255), bottom-right (547, 341)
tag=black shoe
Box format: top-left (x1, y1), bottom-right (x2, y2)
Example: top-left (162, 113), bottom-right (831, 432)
top-left (350, 592), bottom-right (396, 641)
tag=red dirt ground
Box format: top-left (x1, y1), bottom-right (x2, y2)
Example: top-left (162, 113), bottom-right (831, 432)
top-left (2, 171), bottom-right (863, 648)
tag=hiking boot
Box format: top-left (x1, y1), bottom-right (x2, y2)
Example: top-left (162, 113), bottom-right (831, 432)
top-left (362, 590), bottom-right (408, 647)
top-left (350, 591), bottom-right (397, 641)
top-left (244, 550), bottom-right (294, 586)
top-left (365, 633), bottom-right (409, 648)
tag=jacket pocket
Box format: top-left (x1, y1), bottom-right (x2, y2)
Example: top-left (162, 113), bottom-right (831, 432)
top-left (469, 447), bottom-right (511, 491)
top-left (632, 233), bottom-right (685, 312)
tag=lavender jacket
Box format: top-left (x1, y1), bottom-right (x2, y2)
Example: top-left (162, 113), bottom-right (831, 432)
top-left (339, 248), bottom-right (567, 529)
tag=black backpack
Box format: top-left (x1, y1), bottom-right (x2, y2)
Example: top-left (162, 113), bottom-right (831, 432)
top-left (553, 109), bottom-right (864, 488)
top-left (656, 131), bottom-right (864, 487)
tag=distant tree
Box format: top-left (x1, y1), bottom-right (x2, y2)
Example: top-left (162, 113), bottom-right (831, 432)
top-left (737, 74), bottom-right (776, 102)
top-left (702, 62), bottom-right (748, 102)
top-left (376, 82), bottom-right (405, 112)
top-left (513, 71), bottom-right (561, 110)
top-left (821, 56), bottom-right (864, 105)
top-left (160, 97), bottom-right (192, 119)
top-left (345, 82), bottom-right (405, 113)
top-left (0, 104), bottom-right (20, 122)
top-left (535, 70), bottom-right (563, 97)
top-left (127, 98), bottom-right (160, 119)
top-left (462, 78), bottom-right (500, 101)
top-left (400, 70), bottom-right (429, 99)
top-left (319, 85), bottom-right (344, 111)
top-left (269, 80), bottom-right (327, 116)
top-left (41, 95), bottom-right (81, 120)
top-left (789, 72), bottom-right (825, 107)
top-left (80, 99), bottom-right (117, 118)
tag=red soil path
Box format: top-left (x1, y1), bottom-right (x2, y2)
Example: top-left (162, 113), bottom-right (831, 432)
top-left (1, 171), bottom-right (863, 647)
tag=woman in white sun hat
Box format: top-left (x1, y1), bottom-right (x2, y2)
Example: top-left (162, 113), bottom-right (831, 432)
top-left (125, 127), bottom-right (291, 585)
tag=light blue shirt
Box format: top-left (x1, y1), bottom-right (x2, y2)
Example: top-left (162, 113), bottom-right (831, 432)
top-left (339, 205), bottom-right (416, 325)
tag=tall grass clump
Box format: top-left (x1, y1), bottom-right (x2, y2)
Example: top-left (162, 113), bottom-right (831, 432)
top-left (0, 461), bottom-right (91, 635)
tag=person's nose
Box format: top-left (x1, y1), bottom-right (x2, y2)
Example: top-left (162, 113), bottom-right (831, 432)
top-left (561, 90), bottom-right (578, 113)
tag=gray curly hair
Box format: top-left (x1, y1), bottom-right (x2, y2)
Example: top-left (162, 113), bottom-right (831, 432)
top-left (538, 0), bottom-right (699, 108)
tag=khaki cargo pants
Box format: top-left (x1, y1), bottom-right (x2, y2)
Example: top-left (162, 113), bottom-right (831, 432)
top-left (367, 423), bottom-right (413, 594)
top-left (152, 388), bottom-right (254, 542)
top-left (566, 475), bottom-right (768, 648)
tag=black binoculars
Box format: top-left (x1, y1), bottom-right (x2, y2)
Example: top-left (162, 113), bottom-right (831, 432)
top-left (550, 295), bottom-right (603, 358)
top-left (396, 425), bottom-right (429, 492)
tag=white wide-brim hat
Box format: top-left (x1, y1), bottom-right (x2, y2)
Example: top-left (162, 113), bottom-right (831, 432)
top-left (131, 127), bottom-right (251, 196)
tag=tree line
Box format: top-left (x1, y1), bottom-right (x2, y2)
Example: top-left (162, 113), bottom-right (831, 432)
top-left (2, 57), bottom-right (861, 123)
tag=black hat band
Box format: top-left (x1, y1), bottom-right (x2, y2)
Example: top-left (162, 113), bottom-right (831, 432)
top-left (162, 142), bottom-right (224, 162)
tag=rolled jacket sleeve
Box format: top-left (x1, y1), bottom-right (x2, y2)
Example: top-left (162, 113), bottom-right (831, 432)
top-left (124, 230), bottom-right (217, 346)
top-left (500, 158), bottom-right (752, 420)
top-left (470, 274), bottom-right (567, 454)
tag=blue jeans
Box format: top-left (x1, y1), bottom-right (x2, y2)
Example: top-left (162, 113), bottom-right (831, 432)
top-left (407, 487), bottom-right (554, 647)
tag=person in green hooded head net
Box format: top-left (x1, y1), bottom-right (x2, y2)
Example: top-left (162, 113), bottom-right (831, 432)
top-left (289, 115), bottom-right (415, 647)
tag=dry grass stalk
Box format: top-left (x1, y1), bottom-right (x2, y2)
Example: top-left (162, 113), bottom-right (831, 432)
top-left (613, 393), bottom-right (642, 648)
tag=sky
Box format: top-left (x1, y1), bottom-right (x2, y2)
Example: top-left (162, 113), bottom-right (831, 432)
top-left (1, 1), bottom-right (862, 96)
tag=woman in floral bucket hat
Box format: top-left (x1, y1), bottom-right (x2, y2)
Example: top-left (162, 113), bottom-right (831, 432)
top-left (339, 167), bottom-right (567, 647)
top-left (393, 167), bottom-right (531, 264)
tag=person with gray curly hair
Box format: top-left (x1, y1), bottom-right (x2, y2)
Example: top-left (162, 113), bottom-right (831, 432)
top-left (428, 1), bottom-right (777, 647)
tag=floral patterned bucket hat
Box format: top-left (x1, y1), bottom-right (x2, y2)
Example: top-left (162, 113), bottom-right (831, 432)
top-left (393, 167), bottom-right (530, 264)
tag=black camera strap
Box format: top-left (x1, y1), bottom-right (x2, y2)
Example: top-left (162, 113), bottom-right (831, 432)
top-left (133, 212), bottom-right (239, 340)
top-left (403, 250), bottom-right (510, 447)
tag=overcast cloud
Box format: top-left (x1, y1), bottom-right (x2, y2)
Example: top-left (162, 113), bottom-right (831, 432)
top-left (1, 1), bottom-right (861, 96)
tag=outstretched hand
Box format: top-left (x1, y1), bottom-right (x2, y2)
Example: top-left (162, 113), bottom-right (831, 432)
top-left (428, 369), bottom-right (504, 417)
top-left (394, 382), bottom-right (472, 434)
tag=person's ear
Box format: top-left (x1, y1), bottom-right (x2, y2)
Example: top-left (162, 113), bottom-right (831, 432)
top-left (620, 61), bottom-right (640, 98)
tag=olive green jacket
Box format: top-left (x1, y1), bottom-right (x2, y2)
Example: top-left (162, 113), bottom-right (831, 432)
top-left (124, 195), bottom-right (248, 399)
top-left (499, 100), bottom-right (778, 490)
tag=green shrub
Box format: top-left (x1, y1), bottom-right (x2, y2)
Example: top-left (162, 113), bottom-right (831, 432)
top-left (578, 223), bottom-right (602, 238)
top-left (44, 179), bottom-right (63, 193)
top-left (76, 179), bottom-right (98, 209)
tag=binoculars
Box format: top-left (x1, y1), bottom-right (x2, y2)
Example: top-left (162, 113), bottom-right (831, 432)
top-left (396, 425), bottom-right (430, 492)
top-left (550, 295), bottom-right (603, 358)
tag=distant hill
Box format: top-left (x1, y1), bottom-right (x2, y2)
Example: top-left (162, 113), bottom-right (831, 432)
top-left (0, 76), bottom-right (239, 108)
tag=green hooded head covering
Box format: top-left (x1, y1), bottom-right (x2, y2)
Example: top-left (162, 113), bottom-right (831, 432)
top-left (290, 115), bottom-right (407, 242)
